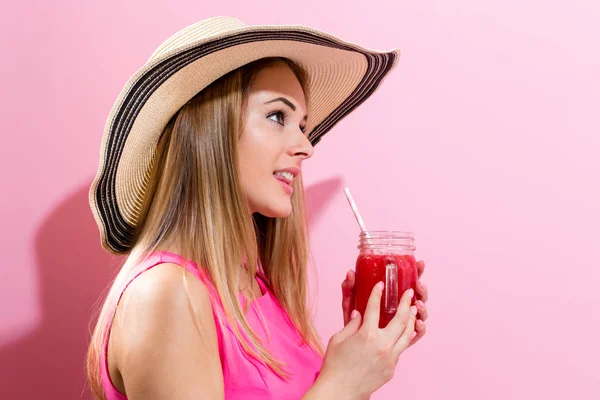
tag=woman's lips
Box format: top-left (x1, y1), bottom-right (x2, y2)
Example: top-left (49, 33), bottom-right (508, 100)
top-left (273, 174), bottom-right (293, 194)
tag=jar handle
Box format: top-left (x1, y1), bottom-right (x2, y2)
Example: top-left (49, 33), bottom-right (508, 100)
top-left (385, 262), bottom-right (398, 313)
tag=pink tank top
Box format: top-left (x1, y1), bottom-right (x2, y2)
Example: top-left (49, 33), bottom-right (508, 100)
top-left (100, 250), bottom-right (323, 399)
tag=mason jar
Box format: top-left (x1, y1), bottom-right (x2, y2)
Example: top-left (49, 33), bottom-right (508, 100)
top-left (353, 231), bottom-right (417, 328)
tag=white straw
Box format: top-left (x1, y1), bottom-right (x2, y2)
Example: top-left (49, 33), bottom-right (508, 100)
top-left (343, 188), bottom-right (371, 239)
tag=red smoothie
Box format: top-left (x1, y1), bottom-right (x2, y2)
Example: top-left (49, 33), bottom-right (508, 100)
top-left (354, 253), bottom-right (418, 329)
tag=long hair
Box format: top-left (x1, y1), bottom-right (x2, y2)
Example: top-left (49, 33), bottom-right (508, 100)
top-left (86, 57), bottom-right (323, 399)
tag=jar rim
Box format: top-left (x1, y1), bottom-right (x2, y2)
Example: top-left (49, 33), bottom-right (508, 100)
top-left (359, 230), bottom-right (414, 236)
top-left (357, 231), bottom-right (416, 252)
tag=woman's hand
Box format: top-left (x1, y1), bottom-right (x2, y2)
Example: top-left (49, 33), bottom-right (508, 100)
top-left (315, 284), bottom-right (418, 400)
top-left (341, 260), bottom-right (429, 347)
top-left (412, 260), bottom-right (429, 346)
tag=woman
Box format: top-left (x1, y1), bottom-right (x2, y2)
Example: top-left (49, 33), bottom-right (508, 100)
top-left (86, 17), bottom-right (429, 399)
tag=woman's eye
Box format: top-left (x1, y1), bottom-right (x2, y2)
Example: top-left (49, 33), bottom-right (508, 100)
top-left (267, 110), bottom-right (306, 133)
top-left (268, 111), bottom-right (285, 126)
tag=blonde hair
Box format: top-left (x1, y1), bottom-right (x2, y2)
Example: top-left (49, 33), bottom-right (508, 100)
top-left (86, 57), bottom-right (323, 399)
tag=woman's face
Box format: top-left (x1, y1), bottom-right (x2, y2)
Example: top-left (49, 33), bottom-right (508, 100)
top-left (238, 62), bottom-right (314, 218)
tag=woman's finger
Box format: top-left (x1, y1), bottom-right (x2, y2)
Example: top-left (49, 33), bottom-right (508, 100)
top-left (361, 282), bottom-right (384, 330)
top-left (341, 270), bottom-right (355, 297)
top-left (392, 305), bottom-right (417, 356)
top-left (333, 309), bottom-right (362, 343)
top-left (384, 288), bottom-right (414, 339)
top-left (415, 299), bottom-right (428, 321)
top-left (415, 280), bottom-right (428, 303)
top-left (342, 295), bottom-right (351, 325)
top-left (341, 270), bottom-right (355, 325)
top-left (409, 319), bottom-right (427, 347)
top-left (417, 260), bottom-right (426, 278)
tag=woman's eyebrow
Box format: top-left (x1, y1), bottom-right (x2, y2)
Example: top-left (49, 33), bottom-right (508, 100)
top-left (265, 97), bottom-right (308, 121)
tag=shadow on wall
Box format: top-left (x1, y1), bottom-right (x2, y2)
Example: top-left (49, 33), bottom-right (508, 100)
top-left (0, 175), bottom-right (342, 399)
top-left (305, 176), bottom-right (343, 228)
top-left (0, 184), bottom-right (122, 399)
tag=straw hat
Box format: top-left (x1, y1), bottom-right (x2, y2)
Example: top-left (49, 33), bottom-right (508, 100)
top-left (89, 16), bottom-right (400, 254)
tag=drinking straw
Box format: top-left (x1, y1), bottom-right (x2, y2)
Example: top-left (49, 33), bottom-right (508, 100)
top-left (343, 188), bottom-right (372, 240)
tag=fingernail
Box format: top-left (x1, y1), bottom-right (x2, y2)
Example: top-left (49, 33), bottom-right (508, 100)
top-left (410, 305), bottom-right (418, 315)
top-left (347, 270), bottom-right (352, 279)
top-left (350, 309), bottom-right (359, 319)
top-left (409, 289), bottom-right (414, 299)
top-left (377, 282), bottom-right (384, 291)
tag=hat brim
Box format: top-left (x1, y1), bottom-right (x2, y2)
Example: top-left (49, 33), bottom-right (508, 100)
top-left (90, 23), bottom-right (400, 254)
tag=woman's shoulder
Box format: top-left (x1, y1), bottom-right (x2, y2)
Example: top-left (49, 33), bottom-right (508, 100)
top-left (108, 261), bottom-right (223, 397)
top-left (111, 263), bottom-right (214, 364)
top-left (115, 262), bottom-right (214, 341)
top-left (125, 261), bottom-right (208, 305)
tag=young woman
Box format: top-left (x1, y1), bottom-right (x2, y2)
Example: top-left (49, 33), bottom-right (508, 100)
top-left (86, 17), bottom-right (429, 400)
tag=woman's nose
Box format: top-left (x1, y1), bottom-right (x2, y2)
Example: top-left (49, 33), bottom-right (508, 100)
top-left (290, 130), bottom-right (314, 159)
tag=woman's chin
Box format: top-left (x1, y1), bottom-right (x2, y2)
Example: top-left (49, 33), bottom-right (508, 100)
top-left (256, 202), bottom-right (292, 219)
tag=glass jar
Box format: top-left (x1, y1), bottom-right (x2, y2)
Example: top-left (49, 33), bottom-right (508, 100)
top-left (353, 231), bottom-right (417, 329)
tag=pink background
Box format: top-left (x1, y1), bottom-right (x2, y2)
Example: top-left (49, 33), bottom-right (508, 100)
top-left (1, 1), bottom-right (599, 398)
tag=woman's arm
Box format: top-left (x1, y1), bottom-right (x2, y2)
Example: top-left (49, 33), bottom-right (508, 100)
top-left (111, 263), bottom-right (224, 399)
top-left (302, 378), bottom-right (355, 400)
top-left (302, 373), bottom-right (371, 400)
